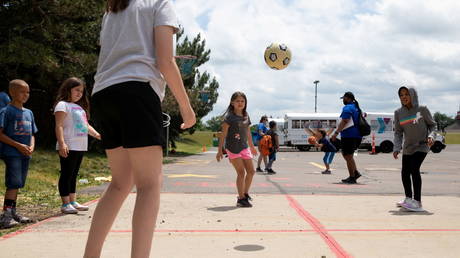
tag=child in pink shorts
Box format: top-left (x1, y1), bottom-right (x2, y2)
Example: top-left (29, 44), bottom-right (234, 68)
top-left (216, 91), bottom-right (258, 207)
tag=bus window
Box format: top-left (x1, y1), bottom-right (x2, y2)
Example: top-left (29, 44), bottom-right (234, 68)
top-left (292, 120), bottom-right (301, 129)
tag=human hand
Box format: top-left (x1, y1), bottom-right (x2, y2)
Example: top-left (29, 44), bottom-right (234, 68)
top-left (427, 137), bottom-right (434, 147)
top-left (331, 134), bottom-right (337, 141)
top-left (94, 133), bottom-right (102, 141)
top-left (250, 146), bottom-right (258, 156)
top-left (17, 144), bottom-right (32, 156)
top-left (393, 151), bottom-right (399, 159)
top-left (216, 151), bottom-right (223, 162)
top-left (58, 143), bottom-right (69, 158)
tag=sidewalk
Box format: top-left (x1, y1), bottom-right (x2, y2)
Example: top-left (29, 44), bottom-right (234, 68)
top-left (2, 193), bottom-right (460, 257)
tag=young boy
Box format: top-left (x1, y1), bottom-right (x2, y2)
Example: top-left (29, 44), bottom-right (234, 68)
top-left (266, 121), bottom-right (279, 174)
top-left (0, 79), bottom-right (38, 229)
top-left (305, 123), bottom-right (337, 174)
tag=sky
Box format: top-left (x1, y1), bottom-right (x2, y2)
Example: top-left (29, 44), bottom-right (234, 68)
top-left (173, 0), bottom-right (460, 121)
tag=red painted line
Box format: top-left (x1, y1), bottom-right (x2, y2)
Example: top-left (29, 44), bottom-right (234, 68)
top-left (285, 195), bottom-right (352, 258)
top-left (328, 229), bottom-right (460, 232)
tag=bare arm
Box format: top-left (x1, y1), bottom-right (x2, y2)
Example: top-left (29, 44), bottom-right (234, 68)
top-left (0, 128), bottom-right (31, 156)
top-left (155, 25), bottom-right (195, 129)
top-left (55, 111), bottom-right (69, 158)
top-left (326, 128), bottom-right (334, 136)
top-left (216, 122), bottom-right (229, 161)
top-left (88, 124), bottom-right (101, 140)
top-left (331, 118), bottom-right (350, 141)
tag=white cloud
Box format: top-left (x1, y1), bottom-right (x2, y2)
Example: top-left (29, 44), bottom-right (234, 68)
top-left (174, 0), bottom-right (460, 121)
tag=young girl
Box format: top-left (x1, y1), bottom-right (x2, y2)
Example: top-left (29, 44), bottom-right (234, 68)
top-left (216, 92), bottom-right (257, 208)
top-left (54, 77), bottom-right (101, 214)
top-left (393, 86), bottom-right (435, 212)
top-left (84, 0), bottom-right (195, 257)
top-left (305, 124), bottom-right (336, 174)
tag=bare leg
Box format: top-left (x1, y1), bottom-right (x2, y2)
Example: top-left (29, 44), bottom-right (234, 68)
top-left (128, 146), bottom-right (163, 258)
top-left (61, 196), bottom-right (70, 205)
top-left (230, 158), bottom-right (246, 198)
top-left (84, 147), bottom-right (134, 258)
top-left (4, 189), bottom-right (18, 202)
top-left (242, 159), bottom-right (255, 194)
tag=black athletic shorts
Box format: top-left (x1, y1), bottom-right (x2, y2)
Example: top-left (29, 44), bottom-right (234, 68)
top-left (341, 137), bottom-right (362, 155)
top-left (91, 81), bottom-right (165, 149)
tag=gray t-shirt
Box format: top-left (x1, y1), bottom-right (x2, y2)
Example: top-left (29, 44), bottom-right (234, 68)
top-left (224, 112), bottom-right (251, 154)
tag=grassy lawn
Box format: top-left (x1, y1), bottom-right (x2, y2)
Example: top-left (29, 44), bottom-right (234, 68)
top-left (0, 131), bottom-right (215, 236)
top-left (445, 133), bottom-right (460, 144)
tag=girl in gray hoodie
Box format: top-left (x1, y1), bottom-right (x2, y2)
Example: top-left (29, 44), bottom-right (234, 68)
top-left (393, 86), bottom-right (436, 212)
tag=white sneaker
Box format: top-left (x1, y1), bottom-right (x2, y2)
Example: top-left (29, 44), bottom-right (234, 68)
top-left (401, 199), bottom-right (424, 212)
top-left (71, 202), bottom-right (89, 211)
top-left (396, 197), bottom-right (411, 207)
top-left (61, 204), bottom-right (78, 214)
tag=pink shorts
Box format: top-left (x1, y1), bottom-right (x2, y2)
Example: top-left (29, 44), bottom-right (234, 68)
top-left (226, 148), bottom-right (253, 160)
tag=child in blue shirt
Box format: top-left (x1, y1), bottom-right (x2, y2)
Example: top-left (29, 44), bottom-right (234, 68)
top-left (305, 123), bottom-right (337, 174)
top-left (0, 80), bottom-right (38, 229)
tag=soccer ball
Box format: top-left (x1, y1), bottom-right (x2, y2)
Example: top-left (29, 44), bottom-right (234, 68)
top-left (264, 43), bottom-right (292, 70)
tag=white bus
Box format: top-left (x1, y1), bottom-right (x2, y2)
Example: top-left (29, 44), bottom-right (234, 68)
top-left (283, 112), bottom-right (446, 153)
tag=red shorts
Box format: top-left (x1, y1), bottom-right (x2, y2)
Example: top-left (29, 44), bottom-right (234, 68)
top-left (226, 148), bottom-right (253, 160)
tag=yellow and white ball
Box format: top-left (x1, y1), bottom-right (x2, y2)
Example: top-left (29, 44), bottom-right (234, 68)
top-left (264, 43), bottom-right (292, 70)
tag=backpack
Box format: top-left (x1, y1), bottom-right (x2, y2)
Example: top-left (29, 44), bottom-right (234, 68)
top-left (259, 134), bottom-right (273, 156)
top-left (358, 111), bottom-right (371, 136)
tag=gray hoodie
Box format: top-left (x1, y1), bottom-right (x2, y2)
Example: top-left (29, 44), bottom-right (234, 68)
top-left (393, 87), bottom-right (436, 155)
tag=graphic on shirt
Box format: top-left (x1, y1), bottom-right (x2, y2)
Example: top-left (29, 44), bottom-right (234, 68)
top-left (400, 112), bottom-right (422, 125)
top-left (13, 119), bottom-right (32, 136)
top-left (71, 106), bottom-right (88, 136)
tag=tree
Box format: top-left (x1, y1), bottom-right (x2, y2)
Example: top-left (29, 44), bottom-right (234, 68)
top-left (205, 116), bottom-right (223, 132)
top-left (0, 0), bottom-right (104, 147)
top-left (433, 112), bottom-right (455, 132)
top-left (162, 29), bottom-right (219, 148)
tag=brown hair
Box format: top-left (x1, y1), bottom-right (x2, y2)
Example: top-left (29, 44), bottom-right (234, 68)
top-left (223, 91), bottom-right (248, 118)
top-left (55, 77), bottom-right (89, 115)
top-left (106, 0), bottom-right (130, 13)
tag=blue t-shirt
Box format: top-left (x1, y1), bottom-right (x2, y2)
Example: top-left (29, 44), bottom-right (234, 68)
top-left (319, 137), bottom-right (337, 152)
top-left (0, 105), bottom-right (38, 157)
top-left (340, 103), bottom-right (361, 138)
top-left (0, 92), bottom-right (10, 109)
top-left (257, 122), bottom-right (268, 140)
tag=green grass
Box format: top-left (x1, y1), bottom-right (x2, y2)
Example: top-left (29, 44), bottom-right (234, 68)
top-left (446, 133), bottom-right (460, 144)
top-left (172, 131), bottom-right (215, 155)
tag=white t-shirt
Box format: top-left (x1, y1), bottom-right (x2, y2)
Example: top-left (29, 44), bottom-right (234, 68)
top-left (93, 0), bottom-right (179, 101)
top-left (54, 101), bottom-right (89, 151)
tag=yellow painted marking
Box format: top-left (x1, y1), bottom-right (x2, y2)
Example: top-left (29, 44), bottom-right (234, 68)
top-left (165, 173), bottom-right (217, 178)
top-left (174, 160), bottom-right (212, 165)
top-left (309, 162), bottom-right (326, 170)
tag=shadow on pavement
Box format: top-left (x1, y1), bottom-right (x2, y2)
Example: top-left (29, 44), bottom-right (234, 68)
top-left (388, 209), bottom-right (434, 216)
top-left (233, 244), bottom-right (265, 252)
top-left (207, 206), bottom-right (238, 212)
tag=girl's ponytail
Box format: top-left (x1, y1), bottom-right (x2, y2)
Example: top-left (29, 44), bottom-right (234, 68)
top-left (107, 0), bottom-right (130, 13)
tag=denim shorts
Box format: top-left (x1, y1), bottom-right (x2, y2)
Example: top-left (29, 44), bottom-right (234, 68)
top-left (3, 156), bottom-right (31, 189)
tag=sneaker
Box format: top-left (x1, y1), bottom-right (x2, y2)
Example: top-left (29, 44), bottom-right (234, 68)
top-left (267, 168), bottom-right (276, 174)
top-left (0, 210), bottom-right (20, 229)
top-left (264, 168), bottom-right (269, 172)
top-left (341, 176), bottom-right (356, 184)
top-left (71, 201), bottom-right (89, 211)
top-left (321, 170), bottom-right (331, 174)
top-left (256, 167), bottom-right (263, 172)
top-left (244, 193), bottom-right (252, 201)
top-left (401, 199), bottom-right (424, 212)
top-left (12, 209), bottom-right (34, 224)
top-left (61, 204), bottom-right (78, 214)
top-left (354, 171), bottom-right (362, 180)
top-left (396, 197), bottom-right (411, 207)
top-left (236, 197), bottom-right (252, 208)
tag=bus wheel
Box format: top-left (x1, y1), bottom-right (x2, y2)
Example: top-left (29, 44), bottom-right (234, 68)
top-left (297, 146), bottom-right (311, 151)
top-left (380, 141), bottom-right (393, 153)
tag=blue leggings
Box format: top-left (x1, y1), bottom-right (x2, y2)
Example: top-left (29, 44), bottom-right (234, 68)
top-left (323, 152), bottom-right (335, 165)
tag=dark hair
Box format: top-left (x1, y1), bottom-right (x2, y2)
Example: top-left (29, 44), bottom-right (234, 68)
top-left (269, 121), bottom-right (276, 129)
top-left (318, 129), bottom-right (326, 138)
top-left (260, 115), bottom-right (268, 123)
top-left (106, 0), bottom-right (130, 13)
top-left (55, 77), bottom-right (89, 116)
top-left (398, 86), bottom-right (409, 96)
top-left (223, 91), bottom-right (248, 118)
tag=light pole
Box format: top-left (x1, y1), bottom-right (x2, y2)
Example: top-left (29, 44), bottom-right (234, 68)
top-left (313, 80), bottom-right (320, 113)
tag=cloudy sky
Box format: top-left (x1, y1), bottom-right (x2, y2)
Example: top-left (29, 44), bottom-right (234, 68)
top-left (173, 0), bottom-right (460, 121)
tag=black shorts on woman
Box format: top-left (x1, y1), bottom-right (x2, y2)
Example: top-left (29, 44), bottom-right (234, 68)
top-left (91, 81), bottom-right (165, 150)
